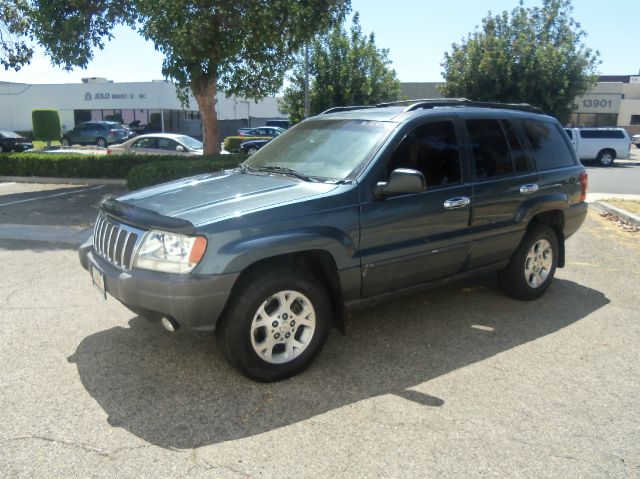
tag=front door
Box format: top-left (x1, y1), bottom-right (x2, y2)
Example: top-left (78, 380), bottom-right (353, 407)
top-left (359, 118), bottom-right (472, 297)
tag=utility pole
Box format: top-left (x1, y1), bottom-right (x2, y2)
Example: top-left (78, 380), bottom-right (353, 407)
top-left (304, 43), bottom-right (310, 118)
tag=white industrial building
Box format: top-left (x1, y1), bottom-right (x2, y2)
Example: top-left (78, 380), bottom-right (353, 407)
top-left (0, 77), bottom-right (286, 139)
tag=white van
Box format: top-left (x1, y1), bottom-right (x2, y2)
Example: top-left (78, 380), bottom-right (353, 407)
top-left (564, 128), bottom-right (631, 166)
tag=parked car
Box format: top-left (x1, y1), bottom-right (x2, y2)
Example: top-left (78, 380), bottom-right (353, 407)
top-left (632, 133), bottom-right (640, 148)
top-left (61, 121), bottom-right (135, 148)
top-left (108, 133), bottom-right (203, 156)
top-left (266, 119), bottom-right (290, 130)
top-left (80, 99), bottom-right (588, 382)
top-left (0, 131), bottom-right (33, 153)
top-left (240, 138), bottom-right (270, 155)
top-left (237, 126), bottom-right (285, 137)
top-left (564, 127), bottom-right (631, 166)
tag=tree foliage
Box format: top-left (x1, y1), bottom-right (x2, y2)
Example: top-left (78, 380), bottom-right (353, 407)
top-left (28, 0), bottom-right (351, 153)
top-left (0, 0), bottom-right (32, 71)
top-left (440, 0), bottom-right (599, 123)
top-left (279, 13), bottom-right (401, 123)
top-left (31, 109), bottom-right (61, 146)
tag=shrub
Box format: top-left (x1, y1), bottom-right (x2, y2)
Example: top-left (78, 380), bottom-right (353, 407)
top-left (0, 152), bottom-right (244, 180)
top-left (126, 155), bottom-right (246, 190)
top-left (32, 110), bottom-right (61, 146)
top-left (223, 136), bottom-right (269, 153)
top-left (15, 130), bottom-right (34, 139)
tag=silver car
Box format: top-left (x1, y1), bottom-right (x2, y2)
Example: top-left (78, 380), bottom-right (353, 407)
top-left (108, 133), bottom-right (203, 156)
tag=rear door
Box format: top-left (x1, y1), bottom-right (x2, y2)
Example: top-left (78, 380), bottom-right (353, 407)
top-left (359, 116), bottom-right (473, 296)
top-left (464, 116), bottom-right (537, 269)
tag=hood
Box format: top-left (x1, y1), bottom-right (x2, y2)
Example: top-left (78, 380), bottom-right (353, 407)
top-left (117, 169), bottom-right (340, 227)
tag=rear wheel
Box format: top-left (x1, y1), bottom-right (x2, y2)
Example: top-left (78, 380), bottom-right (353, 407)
top-left (96, 137), bottom-right (108, 148)
top-left (498, 225), bottom-right (558, 301)
top-left (216, 265), bottom-right (330, 382)
top-left (596, 149), bottom-right (615, 166)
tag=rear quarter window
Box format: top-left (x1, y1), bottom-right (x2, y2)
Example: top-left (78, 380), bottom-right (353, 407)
top-left (520, 119), bottom-right (574, 170)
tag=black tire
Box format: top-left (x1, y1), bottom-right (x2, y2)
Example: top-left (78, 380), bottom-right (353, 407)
top-left (596, 149), bottom-right (615, 167)
top-left (0, 144), bottom-right (4, 153)
top-left (60, 137), bottom-right (71, 147)
top-left (96, 137), bottom-right (108, 148)
top-left (498, 225), bottom-right (559, 301)
top-left (216, 264), bottom-right (331, 382)
top-left (247, 147), bottom-right (259, 155)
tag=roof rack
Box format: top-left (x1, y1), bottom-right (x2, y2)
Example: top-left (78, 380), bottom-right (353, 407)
top-left (320, 98), bottom-right (544, 115)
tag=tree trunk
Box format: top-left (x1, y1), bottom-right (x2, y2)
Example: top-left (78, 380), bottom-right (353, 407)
top-left (191, 76), bottom-right (220, 155)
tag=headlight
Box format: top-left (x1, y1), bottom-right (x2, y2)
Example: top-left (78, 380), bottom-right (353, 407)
top-left (133, 230), bottom-right (207, 274)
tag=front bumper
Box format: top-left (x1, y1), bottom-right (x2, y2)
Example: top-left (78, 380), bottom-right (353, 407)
top-left (79, 241), bottom-right (238, 331)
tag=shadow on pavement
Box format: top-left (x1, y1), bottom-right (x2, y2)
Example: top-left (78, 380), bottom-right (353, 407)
top-left (68, 275), bottom-right (608, 449)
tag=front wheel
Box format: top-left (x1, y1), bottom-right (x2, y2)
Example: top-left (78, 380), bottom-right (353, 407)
top-left (247, 147), bottom-right (259, 155)
top-left (498, 225), bottom-right (559, 301)
top-left (60, 137), bottom-right (71, 147)
top-left (216, 265), bottom-right (331, 382)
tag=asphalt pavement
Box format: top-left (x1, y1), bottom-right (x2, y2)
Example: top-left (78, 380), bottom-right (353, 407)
top-left (0, 183), bottom-right (639, 476)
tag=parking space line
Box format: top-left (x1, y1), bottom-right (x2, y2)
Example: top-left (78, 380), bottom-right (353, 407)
top-left (0, 185), bottom-right (106, 207)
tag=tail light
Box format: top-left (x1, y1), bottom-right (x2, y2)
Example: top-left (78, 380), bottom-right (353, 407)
top-left (579, 171), bottom-right (588, 202)
top-left (109, 129), bottom-right (119, 134)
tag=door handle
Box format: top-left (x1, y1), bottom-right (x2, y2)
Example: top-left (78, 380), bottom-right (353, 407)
top-left (519, 184), bottom-right (539, 194)
top-left (444, 197), bottom-right (471, 209)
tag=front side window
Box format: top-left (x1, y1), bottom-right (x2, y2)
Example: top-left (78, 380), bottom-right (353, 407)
top-left (385, 120), bottom-right (461, 187)
top-left (466, 119), bottom-right (514, 180)
top-left (158, 138), bottom-right (179, 151)
top-left (245, 119), bottom-right (395, 181)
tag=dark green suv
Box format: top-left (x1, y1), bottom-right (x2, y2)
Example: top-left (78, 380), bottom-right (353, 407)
top-left (79, 99), bottom-right (588, 382)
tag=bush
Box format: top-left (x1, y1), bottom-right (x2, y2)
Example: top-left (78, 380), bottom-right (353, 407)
top-left (0, 152), bottom-right (244, 180)
top-left (224, 136), bottom-right (269, 153)
top-left (126, 155), bottom-right (246, 190)
top-left (32, 110), bottom-right (61, 145)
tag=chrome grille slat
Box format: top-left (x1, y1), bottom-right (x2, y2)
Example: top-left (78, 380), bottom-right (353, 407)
top-left (92, 212), bottom-right (143, 271)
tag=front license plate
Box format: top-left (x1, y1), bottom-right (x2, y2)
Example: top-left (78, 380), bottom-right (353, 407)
top-left (91, 266), bottom-right (107, 300)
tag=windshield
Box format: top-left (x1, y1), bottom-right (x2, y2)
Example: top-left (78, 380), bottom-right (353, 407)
top-left (0, 131), bottom-right (21, 138)
top-left (244, 119), bottom-right (395, 180)
top-left (177, 135), bottom-right (203, 150)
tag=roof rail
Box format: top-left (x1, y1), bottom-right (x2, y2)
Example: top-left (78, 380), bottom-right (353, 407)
top-left (320, 105), bottom-right (372, 114)
top-left (320, 98), bottom-right (545, 116)
top-left (392, 98), bottom-right (544, 114)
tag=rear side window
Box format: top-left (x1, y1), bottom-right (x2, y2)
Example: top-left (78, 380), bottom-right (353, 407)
top-left (520, 119), bottom-right (574, 170)
top-left (579, 129), bottom-right (625, 139)
top-left (565, 129), bottom-right (573, 139)
top-left (466, 119), bottom-right (513, 180)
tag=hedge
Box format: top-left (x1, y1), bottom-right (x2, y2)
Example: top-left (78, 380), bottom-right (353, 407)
top-left (224, 135), bottom-right (270, 153)
top-left (0, 152), bottom-right (245, 181)
top-left (126, 155), bottom-right (245, 190)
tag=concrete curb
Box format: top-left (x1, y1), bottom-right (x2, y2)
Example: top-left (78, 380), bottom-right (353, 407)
top-left (0, 176), bottom-right (127, 186)
top-left (0, 224), bottom-right (93, 245)
top-left (590, 201), bottom-right (640, 227)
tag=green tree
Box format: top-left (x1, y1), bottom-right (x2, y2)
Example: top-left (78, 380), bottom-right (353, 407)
top-left (29, 1), bottom-right (351, 154)
top-left (280, 13), bottom-right (401, 123)
top-left (440, 0), bottom-right (599, 123)
top-left (1, 0), bottom-right (32, 71)
top-left (32, 109), bottom-right (61, 147)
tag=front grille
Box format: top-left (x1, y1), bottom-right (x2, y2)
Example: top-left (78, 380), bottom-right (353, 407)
top-left (93, 212), bottom-right (144, 270)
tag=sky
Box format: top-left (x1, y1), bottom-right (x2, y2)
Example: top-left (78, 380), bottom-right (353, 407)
top-left (1, 0), bottom-right (638, 85)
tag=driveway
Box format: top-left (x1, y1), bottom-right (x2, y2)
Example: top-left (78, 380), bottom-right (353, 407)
top-left (0, 205), bottom-right (638, 477)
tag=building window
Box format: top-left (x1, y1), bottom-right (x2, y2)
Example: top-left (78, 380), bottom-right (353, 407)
top-left (631, 115), bottom-right (640, 125)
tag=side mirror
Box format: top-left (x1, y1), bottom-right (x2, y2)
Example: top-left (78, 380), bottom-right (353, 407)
top-left (374, 168), bottom-right (426, 199)
top-left (176, 145), bottom-right (186, 152)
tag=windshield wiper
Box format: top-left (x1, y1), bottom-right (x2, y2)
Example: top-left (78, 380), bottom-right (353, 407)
top-left (252, 165), bottom-right (318, 182)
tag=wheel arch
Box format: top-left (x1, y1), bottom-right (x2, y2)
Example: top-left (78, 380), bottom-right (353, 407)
top-left (225, 249), bottom-right (347, 333)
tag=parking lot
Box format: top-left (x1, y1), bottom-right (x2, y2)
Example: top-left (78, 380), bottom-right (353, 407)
top-left (0, 179), bottom-right (639, 477)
